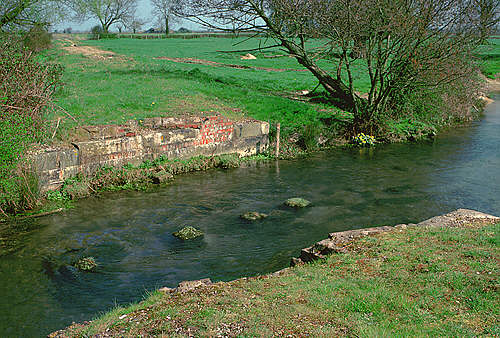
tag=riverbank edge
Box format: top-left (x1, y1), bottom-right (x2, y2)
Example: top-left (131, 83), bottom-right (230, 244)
top-left (2, 79), bottom-right (498, 221)
top-left (49, 208), bottom-right (499, 337)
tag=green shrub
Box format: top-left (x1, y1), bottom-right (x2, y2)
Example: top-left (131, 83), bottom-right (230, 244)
top-left (100, 33), bottom-right (118, 39)
top-left (23, 24), bottom-right (52, 52)
top-left (46, 190), bottom-right (70, 202)
top-left (61, 175), bottom-right (91, 199)
top-left (0, 36), bottom-right (62, 215)
top-left (90, 25), bottom-right (103, 40)
top-left (90, 25), bottom-right (118, 40)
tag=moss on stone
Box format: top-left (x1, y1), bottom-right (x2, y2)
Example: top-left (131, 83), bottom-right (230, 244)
top-left (173, 226), bottom-right (204, 240)
top-left (74, 257), bottom-right (98, 272)
top-left (240, 211), bottom-right (268, 221)
top-left (285, 198), bottom-right (311, 208)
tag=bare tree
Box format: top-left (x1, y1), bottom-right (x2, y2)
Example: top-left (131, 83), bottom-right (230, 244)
top-left (473, 0), bottom-right (500, 42)
top-left (128, 17), bottom-right (145, 33)
top-left (69, 0), bottom-right (137, 33)
top-left (151, 0), bottom-right (179, 35)
top-left (1, 0), bottom-right (64, 31)
top-left (177, 0), bottom-right (488, 133)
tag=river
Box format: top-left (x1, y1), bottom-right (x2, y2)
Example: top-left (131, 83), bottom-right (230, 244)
top-left (1, 94), bottom-right (499, 337)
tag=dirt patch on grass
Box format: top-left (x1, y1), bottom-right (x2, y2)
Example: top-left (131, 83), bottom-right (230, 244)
top-left (155, 56), bottom-right (309, 72)
top-left (61, 41), bottom-right (120, 60)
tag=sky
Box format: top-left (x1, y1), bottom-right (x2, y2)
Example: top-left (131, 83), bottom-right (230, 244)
top-left (53, 0), bottom-right (200, 32)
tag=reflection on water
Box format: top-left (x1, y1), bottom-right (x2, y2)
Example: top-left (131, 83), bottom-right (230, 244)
top-left (1, 95), bottom-right (499, 336)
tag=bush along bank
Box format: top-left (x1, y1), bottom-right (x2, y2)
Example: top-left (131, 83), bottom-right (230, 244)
top-left (0, 34), bottom-right (63, 217)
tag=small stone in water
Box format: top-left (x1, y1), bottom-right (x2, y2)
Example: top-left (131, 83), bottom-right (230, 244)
top-left (240, 211), bottom-right (268, 221)
top-left (173, 226), bottom-right (204, 240)
top-left (285, 198), bottom-right (311, 208)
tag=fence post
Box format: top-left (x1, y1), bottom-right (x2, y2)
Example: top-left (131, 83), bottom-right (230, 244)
top-left (275, 122), bottom-right (280, 158)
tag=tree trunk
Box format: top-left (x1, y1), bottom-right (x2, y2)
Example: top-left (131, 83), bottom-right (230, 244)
top-left (254, 7), bottom-right (356, 110)
top-left (165, 16), bottom-right (169, 36)
top-left (291, 48), bottom-right (355, 110)
top-left (102, 22), bottom-right (109, 33)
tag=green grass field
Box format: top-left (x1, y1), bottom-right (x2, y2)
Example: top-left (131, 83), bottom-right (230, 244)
top-left (477, 38), bottom-right (500, 79)
top-left (57, 221), bottom-right (499, 337)
top-left (41, 35), bottom-right (499, 140)
top-left (45, 37), bottom-right (352, 132)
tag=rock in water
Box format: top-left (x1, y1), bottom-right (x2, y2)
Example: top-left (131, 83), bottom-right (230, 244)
top-left (74, 257), bottom-right (98, 272)
top-left (151, 170), bottom-right (173, 184)
top-left (285, 198), bottom-right (311, 208)
top-left (173, 226), bottom-right (204, 240)
top-left (240, 211), bottom-right (268, 221)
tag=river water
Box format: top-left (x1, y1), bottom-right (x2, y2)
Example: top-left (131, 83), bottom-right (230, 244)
top-left (1, 95), bottom-right (499, 337)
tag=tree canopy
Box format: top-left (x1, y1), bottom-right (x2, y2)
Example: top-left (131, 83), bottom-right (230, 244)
top-left (69, 0), bottom-right (138, 33)
top-left (151, 0), bottom-right (179, 35)
top-left (177, 0), bottom-right (494, 133)
top-left (0, 0), bottom-right (64, 31)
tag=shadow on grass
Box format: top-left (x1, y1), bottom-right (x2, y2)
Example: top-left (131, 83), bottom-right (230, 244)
top-left (108, 66), bottom-right (239, 87)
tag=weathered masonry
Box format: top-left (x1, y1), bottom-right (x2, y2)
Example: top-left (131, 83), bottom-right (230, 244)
top-left (34, 115), bottom-right (269, 191)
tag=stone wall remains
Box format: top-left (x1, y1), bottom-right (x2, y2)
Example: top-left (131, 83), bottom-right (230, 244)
top-left (33, 115), bottom-right (269, 191)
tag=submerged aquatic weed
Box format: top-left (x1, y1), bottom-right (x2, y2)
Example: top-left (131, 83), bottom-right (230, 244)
top-left (285, 197), bottom-right (311, 208)
top-left (74, 257), bottom-right (98, 272)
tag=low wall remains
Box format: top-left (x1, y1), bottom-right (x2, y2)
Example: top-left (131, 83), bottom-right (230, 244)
top-left (291, 209), bottom-right (500, 266)
top-left (33, 115), bottom-right (269, 191)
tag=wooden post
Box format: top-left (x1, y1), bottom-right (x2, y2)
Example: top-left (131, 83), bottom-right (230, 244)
top-left (275, 122), bottom-right (280, 158)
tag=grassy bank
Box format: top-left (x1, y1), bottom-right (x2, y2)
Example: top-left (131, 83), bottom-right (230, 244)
top-left (477, 38), bottom-right (500, 79)
top-left (53, 220), bottom-right (499, 337)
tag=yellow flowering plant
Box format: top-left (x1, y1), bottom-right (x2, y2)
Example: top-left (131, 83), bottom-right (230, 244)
top-left (352, 133), bottom-right (376, 147)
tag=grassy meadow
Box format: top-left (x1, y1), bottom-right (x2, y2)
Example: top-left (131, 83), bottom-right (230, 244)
top-left (477, 38), bottom-right (500, 79)
top-left (40, 35), bottom-right (500, 142)
top-left (43, 36), bottom-right (371, 137)
top-left (56, 221), bottom-right (499, 337)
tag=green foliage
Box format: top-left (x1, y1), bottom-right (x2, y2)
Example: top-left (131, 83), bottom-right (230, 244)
top-left (90, 25), bottom-right (103, 40)
top-left (61, 174), bottom-right (91, 199)
top-left (23, 24), bottom-right (52, 52)
top-left (100, 33), bottom-right (118, 39)
top-left (0, 35), bottom-right (62, 214)
top-left (90, 25), bottom-right (118, 40)
top-left (386, 118), bottom-right (437, 141)
top-left (0, 115), bottom-right (40, 213)
top-left (299, 124), bottom-right (320, 150)
top-left (46, 190), bottom-right (70, 202)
